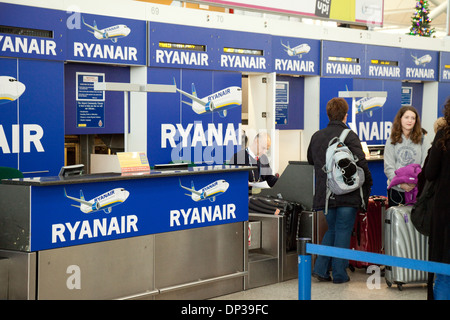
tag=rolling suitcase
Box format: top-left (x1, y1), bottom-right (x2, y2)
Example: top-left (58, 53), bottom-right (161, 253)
top-left (350, 196), bottom-right (387, 268)
top-left (248, 195), bottom-right (304, 251)
top-left (384, 205), bottom-right (429, 291)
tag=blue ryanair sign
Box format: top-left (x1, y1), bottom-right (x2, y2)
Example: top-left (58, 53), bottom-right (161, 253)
top-left (365, 45), bottom-right (403, 80)
top-left (439, 52), bottom-right (450, 82)
top-left (29, 170), bottom-right (249, 251)
top-left (66, 12), bottom-right (146, 65)
top-left (149, 22), bottom-right (271, 72)
top-left (403, 49), bottom-right (439, 81)
top-left (272, 36), bottom-right (320, 76)
top-left (217, 29), bottom-right (271, 72)
top-left (149, 22), bottom-right (215, 70)
top-left (0, 3), bottom-right (66, 61)
top-left (321, 41), bottom-right (366, 78)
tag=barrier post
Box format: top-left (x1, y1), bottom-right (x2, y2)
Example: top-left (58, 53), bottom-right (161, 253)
top-left (297, 238), bottom-right (312, 300)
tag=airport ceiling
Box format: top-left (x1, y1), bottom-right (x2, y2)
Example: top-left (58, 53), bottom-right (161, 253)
top-left (140, 0), bottom-right (448, 36)
top-left (381, 0), bottom-right (448, 36)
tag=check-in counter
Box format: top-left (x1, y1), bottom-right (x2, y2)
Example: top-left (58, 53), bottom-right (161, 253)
top-left (0, 165), bottom-right (251, 300)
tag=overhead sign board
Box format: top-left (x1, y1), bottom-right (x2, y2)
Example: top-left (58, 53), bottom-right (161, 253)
top-left (272, 36), bottom-right (320, 76)
top-left (217, 29), bottom-right (271, 72)
top-left (149, 22), bottom-right (215, 70)
top-left (0, 3), bottom-right (66, 61)
top-left (365, 45), bottom-right (403, 80)
top-left (439, 51), bottom-right (450, 82)
top-left (66, 12), bottom-right (146, 65)
top-left (149, 22), bottom-right (271, 73)
top-left (321, 41), bottom-right (366, 78)
top-left (403, 49), bottom-right (439, 82)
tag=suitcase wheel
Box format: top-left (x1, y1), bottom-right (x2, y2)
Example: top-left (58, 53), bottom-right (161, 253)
top-left (386, 279), bottom-right (404, 291)
top-left (386, 279), bottom-right (392, 288)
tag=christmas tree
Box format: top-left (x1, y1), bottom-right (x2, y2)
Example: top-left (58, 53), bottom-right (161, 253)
top-left (408, 0), bottom-right (435, 36)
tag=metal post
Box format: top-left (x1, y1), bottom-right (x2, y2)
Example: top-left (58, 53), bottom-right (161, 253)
top-left (297, 237), bottom-right (312, 300)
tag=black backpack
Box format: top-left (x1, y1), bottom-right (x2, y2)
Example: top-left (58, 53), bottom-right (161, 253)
top-left (411, 179), bottom-right (435, 236)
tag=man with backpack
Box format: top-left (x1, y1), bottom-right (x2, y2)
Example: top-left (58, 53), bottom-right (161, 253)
top-left (307, 97), bottom-right (372, 284)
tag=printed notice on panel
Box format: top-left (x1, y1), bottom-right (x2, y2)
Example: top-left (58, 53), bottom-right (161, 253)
top-left (76, 72), bottom-right (105, 128)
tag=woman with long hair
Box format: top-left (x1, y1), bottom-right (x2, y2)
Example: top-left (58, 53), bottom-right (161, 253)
top-left (384, 106), bottom-right (428, 207)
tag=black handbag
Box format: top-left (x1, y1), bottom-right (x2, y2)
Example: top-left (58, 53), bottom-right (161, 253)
top-left (411, 179), bottom-right (435, 236)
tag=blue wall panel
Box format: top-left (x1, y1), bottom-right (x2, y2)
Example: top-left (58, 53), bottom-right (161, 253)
top-left (0, 58), bottom-right (64, 176)
top-left (319, 77), bottom-right (353, 129)
top-left (0, 58), bottom-right (20, 169)
top-left (147, 67), bottom-right (242, 166)
top-left (353, 79), bottom-right (402, 145)
top-left (275, 75), bottom-right (304, 130)
top-left (438, 82), bottom-right (450, 117)
top-left (18, 59), bottom-right (64, 175)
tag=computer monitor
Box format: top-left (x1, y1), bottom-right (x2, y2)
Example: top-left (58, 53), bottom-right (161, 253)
top-left (59, 164), bottom-right (84, 177)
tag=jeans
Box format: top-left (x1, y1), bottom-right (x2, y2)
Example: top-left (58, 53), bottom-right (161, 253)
top-left (434, 273), bottom-right (450, 300)
top-left (313, 206), bottom-right (357, 283)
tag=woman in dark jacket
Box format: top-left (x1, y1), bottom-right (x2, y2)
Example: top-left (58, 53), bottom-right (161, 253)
top-left (424, 98), bottom-right (450, 300)
top-left (307, 97), bottom-right (372, 283)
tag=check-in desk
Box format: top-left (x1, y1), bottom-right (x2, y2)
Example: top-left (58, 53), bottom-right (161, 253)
top-left (0, 165), bottom-right (250, 300)
top-left (246, 161), bottom-right (321, 289)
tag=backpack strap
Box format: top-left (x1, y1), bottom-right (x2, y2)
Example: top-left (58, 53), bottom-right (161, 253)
top-left (338, 128), bottom-right (351, 143)
top-left (339, 128), bottom-right (360, 162)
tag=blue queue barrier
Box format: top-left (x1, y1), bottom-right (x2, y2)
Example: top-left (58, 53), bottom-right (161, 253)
top-left (297, 238), bottom-right (312, 300)
top-left (297, 239), bottom-right (450, 300)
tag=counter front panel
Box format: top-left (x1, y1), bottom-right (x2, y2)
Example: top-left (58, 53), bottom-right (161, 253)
top-left (0, 167), bottom-right (250, 252)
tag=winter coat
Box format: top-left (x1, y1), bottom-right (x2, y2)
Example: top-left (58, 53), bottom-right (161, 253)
top-left (307, 121), bottom-right (373, 211)
top-left (424, 128), bottom-right (450, 264)
top-left (388, 163), bottom-right (421, 205)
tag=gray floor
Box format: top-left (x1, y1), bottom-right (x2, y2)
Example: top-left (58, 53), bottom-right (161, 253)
top-left (213, 268), bottom-right (428, 300)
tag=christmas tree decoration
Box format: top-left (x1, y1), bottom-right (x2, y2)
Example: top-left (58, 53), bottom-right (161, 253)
top-left (408, 0), bottom-right (435, 36)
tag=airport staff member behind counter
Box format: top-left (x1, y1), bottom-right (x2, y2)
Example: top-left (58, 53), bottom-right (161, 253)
top-left (229, 132), bottom-right (278, 188)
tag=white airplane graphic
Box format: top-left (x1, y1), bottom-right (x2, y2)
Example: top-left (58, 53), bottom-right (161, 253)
top-left (280, 40), bottom-right (311, 58)
top-left (355, 96), bottom-right (386, 117)
top-left (179, 179), bottom-right (229, 202)
top-left (411, 54), bottom-right (432, 66)
top-left (82, 17), bottom-right (131, 43)
top-left (64, 188), bottom-right (129, 214)
top-left (0, 76), bottom-right (26, 105)
top-left (174, 79), bottom-right (241, 118)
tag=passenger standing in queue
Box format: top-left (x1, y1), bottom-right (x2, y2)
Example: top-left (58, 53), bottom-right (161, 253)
top-left (384, 106), bottom-right (428, 207)
top-left (423, 99), bottom-right (450, 300)
top-left (307, 97), bottom-right (372, 284)
top-left (229, 132), bottom-right (278, 188)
